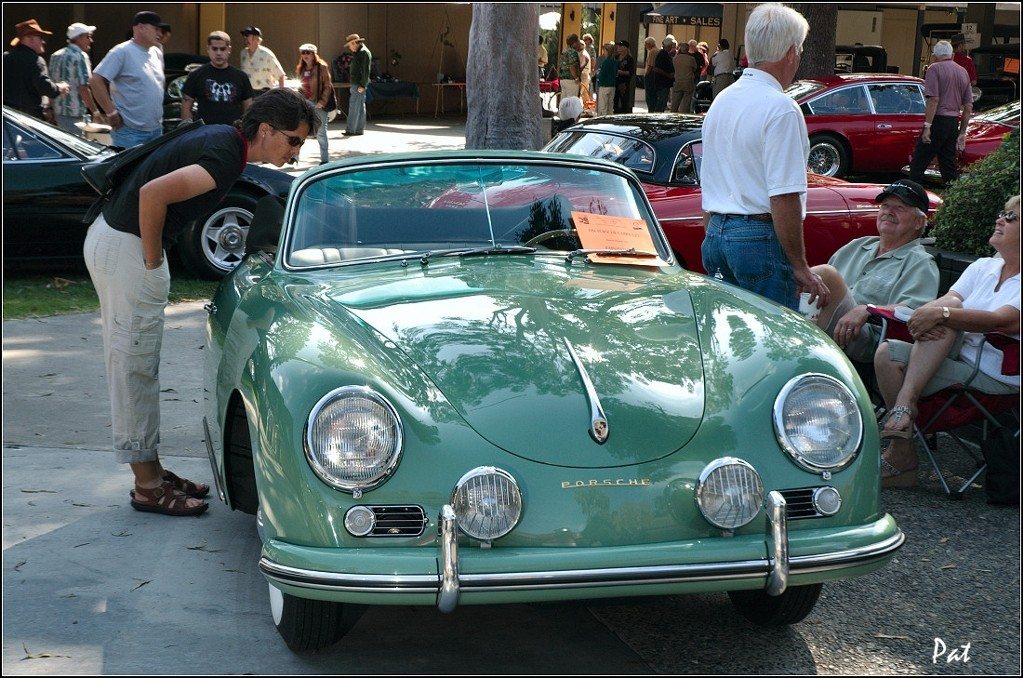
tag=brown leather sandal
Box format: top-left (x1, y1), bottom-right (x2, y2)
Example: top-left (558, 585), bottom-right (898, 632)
top-left (162, 470), bottom-right (210, 499)
top-left (130, 480), bottom-right (209, 517)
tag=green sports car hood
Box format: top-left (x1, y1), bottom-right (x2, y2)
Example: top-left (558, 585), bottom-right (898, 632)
top-left (323, 258), bottom-right (704, 468)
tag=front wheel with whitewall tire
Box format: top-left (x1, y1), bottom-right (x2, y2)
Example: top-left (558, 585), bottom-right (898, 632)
top-left (268, 584), bottom-right (364, 652)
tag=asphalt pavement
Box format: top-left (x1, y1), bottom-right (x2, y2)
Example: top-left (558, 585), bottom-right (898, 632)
top-left (3, 112), bottom-right (1020, 675)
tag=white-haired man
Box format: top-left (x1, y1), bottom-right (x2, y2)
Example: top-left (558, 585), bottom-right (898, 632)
top-left (700, 2), bottom-right (828, 312)
top-left (908, 40), bottom-right (972, 186)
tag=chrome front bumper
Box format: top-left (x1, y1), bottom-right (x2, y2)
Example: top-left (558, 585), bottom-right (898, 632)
top-left (260, 492), bottom-right (905, 613)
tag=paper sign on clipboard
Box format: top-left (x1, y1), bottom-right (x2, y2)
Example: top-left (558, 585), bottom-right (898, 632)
top-left (571, 211), bottom-right (667, 266)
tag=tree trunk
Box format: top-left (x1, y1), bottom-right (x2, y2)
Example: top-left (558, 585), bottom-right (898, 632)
top-left (791, 4), bottom-right (837, 80)
top-left (465, 3), bottom-right (543, 150)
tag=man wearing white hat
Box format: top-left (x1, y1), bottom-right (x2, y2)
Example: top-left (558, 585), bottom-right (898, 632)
top-left (49, 22), bottom-right (99, 136)
top-left (342, 33), bottom-right (371, 136)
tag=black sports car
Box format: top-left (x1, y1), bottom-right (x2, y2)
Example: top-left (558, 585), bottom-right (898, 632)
top-left (2, 105), bottom-right (295, 278)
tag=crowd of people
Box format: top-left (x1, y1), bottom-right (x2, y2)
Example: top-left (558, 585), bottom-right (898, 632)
top-left (3, 12), bottom-right (373, 156)
top-left (3, 6), bottom-right (1018, 510)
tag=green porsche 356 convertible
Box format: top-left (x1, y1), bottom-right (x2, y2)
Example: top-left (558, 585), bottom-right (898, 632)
top-left (202, 150), bottom-right (904, 651)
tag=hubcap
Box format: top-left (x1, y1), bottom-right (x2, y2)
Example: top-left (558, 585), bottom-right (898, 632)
top-left (201, 207), bottom-right (253, 273)
top-left (808, 145), bottom-right (840, 176)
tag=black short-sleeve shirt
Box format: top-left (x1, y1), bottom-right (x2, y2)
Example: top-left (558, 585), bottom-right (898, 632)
top-left (103, 124), bottom-right (247, 247)
top-left (181, 64), bottom-right (254, 126)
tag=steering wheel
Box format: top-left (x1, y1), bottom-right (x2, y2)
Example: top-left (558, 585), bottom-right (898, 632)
top-left (524, 229), bottom-right (578, 247)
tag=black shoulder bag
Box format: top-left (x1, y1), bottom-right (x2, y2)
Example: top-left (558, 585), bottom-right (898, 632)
top-left (80, 119), bottom-right (206, 223)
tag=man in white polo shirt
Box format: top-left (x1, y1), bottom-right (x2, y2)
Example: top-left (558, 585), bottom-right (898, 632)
top-left (700, 3), bottom-right (828, 312)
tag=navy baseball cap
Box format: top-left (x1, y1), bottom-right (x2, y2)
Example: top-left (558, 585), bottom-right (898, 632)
top-left (876, 179), bottom-right (930, 212)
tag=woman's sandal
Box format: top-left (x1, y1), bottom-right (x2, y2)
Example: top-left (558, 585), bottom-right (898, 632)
top-left (881, 455), bottom-right (918, 488)
top-left (130, 480), bottom-right (209, 517)
top-left (879, 405), bottom-right (915, 440)
top-left (162, 470), bottom-right (210, 499)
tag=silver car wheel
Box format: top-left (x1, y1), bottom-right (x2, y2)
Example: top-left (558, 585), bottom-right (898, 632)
top-left (198, 205), bottom-right (253, 274)
top-left (807, 141), bottom-right (842, 177)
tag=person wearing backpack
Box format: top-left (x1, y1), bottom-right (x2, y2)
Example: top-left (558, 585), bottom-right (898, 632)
top-left (81, 88), bottom-right (318, 517)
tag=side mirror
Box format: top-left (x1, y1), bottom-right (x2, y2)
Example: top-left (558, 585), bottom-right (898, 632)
top-left (245, 194), bottom-right (287, 255)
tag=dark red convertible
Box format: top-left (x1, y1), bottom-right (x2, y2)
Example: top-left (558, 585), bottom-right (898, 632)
top-left (542, 113), bottom-right (942, 273)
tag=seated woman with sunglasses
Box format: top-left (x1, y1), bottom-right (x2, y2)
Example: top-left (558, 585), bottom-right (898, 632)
top-left (873, 195), bottom-right (1021, 487)
top-left (83, 88), bottom-right (317, 517)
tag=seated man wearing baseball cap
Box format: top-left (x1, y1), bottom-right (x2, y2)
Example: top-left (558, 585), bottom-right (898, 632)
top-left (239, 25), bottom-right (286, 93)
top-left (808, 179), bottom-right (939, 364)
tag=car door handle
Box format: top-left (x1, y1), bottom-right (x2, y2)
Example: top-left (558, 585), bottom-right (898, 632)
top-left (876, 123), bottom-right (893, 129)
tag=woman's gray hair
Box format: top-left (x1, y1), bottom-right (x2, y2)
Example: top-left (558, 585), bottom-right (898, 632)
top-left (744, 3), bottom-right (809, 65)
top-left (1005, 194), bottom-right (1021, 211)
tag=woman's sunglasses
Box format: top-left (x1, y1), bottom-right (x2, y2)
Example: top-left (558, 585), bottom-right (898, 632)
top-left (272, 127), bottom-right (305, 147)
top-left (301, 50), bottom-right (313, 55)
top-left (997, 210), bottom-right (1018, 223)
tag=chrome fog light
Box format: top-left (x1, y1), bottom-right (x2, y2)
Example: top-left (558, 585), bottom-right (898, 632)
top-left (812, 486), bottom-right (842, 516)
top-left (451, 466), bottom-right (522, 541)
top-left (344, 505), bottom-right (376, 536)
top-left (696, 458), bottom-right (764, 530)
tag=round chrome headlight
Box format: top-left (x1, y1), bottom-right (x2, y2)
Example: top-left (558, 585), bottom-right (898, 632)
top-left (451, 467), bottom-right (522, 541)
top-left (696, 458), bottom-right (764, 530)
top-left (773, 374), bottom-right (863, 472)
top-left (305, 386), bottom-right (403, 492)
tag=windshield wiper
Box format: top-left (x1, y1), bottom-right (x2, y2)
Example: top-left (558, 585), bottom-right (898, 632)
top-left (564, 248), bottom-right (659, 264)
top-left (419, 245), bottom-right (536, 266)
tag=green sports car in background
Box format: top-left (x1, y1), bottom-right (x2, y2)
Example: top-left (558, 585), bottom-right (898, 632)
top-left (203, 150), bottom-right (903, 652)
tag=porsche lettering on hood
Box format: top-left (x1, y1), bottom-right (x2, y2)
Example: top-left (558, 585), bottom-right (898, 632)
top-left (329, 264), bottom-right (705, 468)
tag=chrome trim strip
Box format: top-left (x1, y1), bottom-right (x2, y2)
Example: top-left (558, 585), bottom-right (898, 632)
top-left (437, 505), bottom-right (460, 612)
top-left (258, 530), bottom-right (904, 594)
top-left (564, 338), bottom-right (609, 443)
top-left (765, 491), bottom-right (789, 596)
top-left (202, 417), bottom-right (227, 504)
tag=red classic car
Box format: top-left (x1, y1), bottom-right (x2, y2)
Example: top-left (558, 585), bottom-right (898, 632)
top-left (902, 99), bottom-right (1019, 181)
top-left (785, 74), bottom-right (927, 178)
top-left (542, 113), bottom-right (942, 273)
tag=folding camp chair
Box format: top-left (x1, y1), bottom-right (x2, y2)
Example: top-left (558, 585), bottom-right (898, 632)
top-left (867, 305), bottom-right (1021, 498)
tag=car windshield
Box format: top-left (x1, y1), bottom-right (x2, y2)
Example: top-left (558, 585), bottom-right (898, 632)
top-left (973, 99), bottom-right (1020, 125)
top-left (284, 160), bottom-right (668, 267)
top-left (542, 131), bottom-right (656, 174)
top-left (4, 108), bottom-right (108, 158)
top-left (785, 81), bottom-right (827, 101)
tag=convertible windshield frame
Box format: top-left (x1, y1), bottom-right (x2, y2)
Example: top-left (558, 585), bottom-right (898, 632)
top-left (280, 157), bottom-right (673, 271)
top-left (542, 130), bottom-right (657, 175)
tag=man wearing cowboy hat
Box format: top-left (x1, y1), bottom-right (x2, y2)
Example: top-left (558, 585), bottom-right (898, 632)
top-left (3, 19), bottom-right (70, 121)
top-left (49, 22), bottom-right (100, 136)
top-left (342, 33), bottom-right (372, 136)
top-left (239, 26), bottom-right (285, 94)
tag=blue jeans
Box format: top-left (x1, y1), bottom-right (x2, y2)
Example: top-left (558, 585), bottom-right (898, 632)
top-left (701, 213), bottom-right (797, 310)
top-left (313, 107), bottom-right (329, 162)
top-left (346, 87), bottom-right (367, 134)
top-left (110, 125), bottom-right (162, 149)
